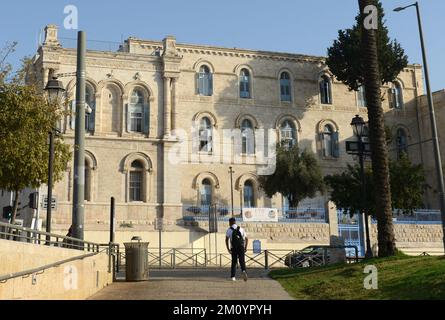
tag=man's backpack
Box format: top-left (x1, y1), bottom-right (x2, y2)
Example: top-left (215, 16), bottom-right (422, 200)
top-left (231, 226), bottom-right (245, 250)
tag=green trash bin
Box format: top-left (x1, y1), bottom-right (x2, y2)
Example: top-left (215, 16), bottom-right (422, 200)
top-left (124, 237), bottom-right (149, 282)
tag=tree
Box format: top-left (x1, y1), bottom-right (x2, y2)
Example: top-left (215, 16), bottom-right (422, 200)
top-left (0, 60), bottom-right (71, 224)
top-left (259, 146), bottom-right (325, 208)
top-left (325, 155), bottom-right (427, 218)
top-left (326, 0), bottom-right (407, 256)
top-left (326, 2), bottom-right (408, 91)
top-left (0, 42), bottom-right (17, 85)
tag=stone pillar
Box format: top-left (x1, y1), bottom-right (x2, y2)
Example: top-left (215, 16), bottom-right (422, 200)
top-left (326, 201), bottom-right (339, 238)
top-left (163, 77), bottom-right (171, 138)
top-left (171, 78), bottom-right (178, 133)
top-left (326, 201), bottom-right (346, 264)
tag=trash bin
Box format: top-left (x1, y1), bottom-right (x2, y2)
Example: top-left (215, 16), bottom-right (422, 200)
top-left (124, 237), bottom-right (149, 282)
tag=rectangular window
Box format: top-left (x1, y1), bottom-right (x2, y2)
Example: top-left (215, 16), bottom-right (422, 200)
top-left (358, 87), bottom-right (366, 108)
top-left (199, 129), bottom-right (213, 153)
top-left (131, 112), bottom-right (143, 132)
top-left (280, 82), bottom-right (291, 101)
top-left (129, 172), bottom-right (142, 202)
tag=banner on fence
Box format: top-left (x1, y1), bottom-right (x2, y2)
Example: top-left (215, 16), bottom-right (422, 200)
top-left (242, 208), bottom-right (279, 222)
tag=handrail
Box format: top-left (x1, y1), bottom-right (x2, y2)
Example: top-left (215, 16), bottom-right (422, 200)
top-left (0, 251), bottom-right (100, 283)
top-left (0, 222), bottom-right (100, 252)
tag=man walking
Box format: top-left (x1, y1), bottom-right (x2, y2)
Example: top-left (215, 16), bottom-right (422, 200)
top-left (225, 218), bottom-right (248, 282)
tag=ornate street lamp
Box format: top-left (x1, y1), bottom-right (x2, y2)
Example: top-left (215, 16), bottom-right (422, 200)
top-left (351, 115), bottom-right (373, 259)
top-left (45, 77), bottom-right (65, 105)
top-left (351, 115), bottom-right (366, 138)
top-left (44, 76), bottom-right (65, 242)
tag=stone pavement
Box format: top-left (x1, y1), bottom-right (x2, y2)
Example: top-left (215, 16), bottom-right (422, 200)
top-left (89, 269), bottom-right (293, 300)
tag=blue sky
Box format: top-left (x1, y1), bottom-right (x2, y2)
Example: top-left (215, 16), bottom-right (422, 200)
top-left (1, 0), bottom-right (444, 91)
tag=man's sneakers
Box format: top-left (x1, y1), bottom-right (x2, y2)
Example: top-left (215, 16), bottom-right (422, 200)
top-left (231, 273), bottom-right (248, 282)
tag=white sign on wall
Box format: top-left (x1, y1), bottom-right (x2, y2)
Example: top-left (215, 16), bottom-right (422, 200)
top-left (242, 208), bottom-right (279, 222)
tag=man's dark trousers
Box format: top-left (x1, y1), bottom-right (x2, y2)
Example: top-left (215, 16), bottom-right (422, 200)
top-left (231, 248), bottom-right (246, 278)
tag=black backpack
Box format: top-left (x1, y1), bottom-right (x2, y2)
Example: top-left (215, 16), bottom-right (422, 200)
top-left (231, 226), bottom-right (245, 250)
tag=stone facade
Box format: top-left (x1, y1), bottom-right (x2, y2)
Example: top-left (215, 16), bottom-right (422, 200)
top-left (2, 24), bottom-right (443, 252)
top-left (27, 25), bottom-right (430, 227)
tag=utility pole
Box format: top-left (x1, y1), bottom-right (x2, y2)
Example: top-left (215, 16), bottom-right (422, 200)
top-left (72, 31), bottom-right (86, 242)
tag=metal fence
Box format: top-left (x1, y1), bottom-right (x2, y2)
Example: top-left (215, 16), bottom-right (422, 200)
top-left (392, 209), bottom-right (442, 224)
top-left (59, 37), bottom-right (124, 52)
top-left (182, 204), bottom-right (326, 223)
top-left (116, 247), bottom-right (358, 270)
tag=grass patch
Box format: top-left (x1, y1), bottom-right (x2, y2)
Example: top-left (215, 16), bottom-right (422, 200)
top-left (270, 254), bottom-right (445, 300)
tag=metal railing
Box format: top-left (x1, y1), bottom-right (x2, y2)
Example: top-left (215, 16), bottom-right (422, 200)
top-left (338, 209), bottom-right (442, 225)
top-left (0, 222), bottom-right (100, 252)
top-left (183, 204), bottom-right (326, 223)
top-left (0, 252), bottom-right (99, 283)
top-left (0, 222), bottom-right (116, 283)
top-left (115, 246), bottom-right (359, 270)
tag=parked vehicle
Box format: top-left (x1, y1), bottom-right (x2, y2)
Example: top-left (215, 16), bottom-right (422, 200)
top-left (285, 246), bottom-right (330, 268)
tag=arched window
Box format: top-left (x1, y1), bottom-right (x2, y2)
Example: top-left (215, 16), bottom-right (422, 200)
top-left (357, 85), bottom-right (367, 108)
top-left (390, 82), bottom-right (404, 109)
top-left (199, 117), bottom-right (213, 153)
top-left (396, 128), bottom-right (408, 159)
top-left (320, 75), bottom-right (332, 105)
top-left (240, 69), bottom-right (251, 98)
top-left (85, 84), bottom-right (96, 133)
top-left (241, 119), bottom-right (255, 155)
top-left (280, 120), bottom-right (297, 149)
top-left (129, 160), bottom-right (144, 202)
top-left (322, 124), bottom-right (339, 158)
top-left (84, 160), bottom-right (92, 202)
top-left (200, 179), bottom-right (213, 206)
top-left (198, 65), bottom-right (213, 96)
top-left (128, 89), bottom-right (149, 134)
top-left (280, 72), bottom-right (292, 102)
top-left (243, 181), bottom-right (255, 208)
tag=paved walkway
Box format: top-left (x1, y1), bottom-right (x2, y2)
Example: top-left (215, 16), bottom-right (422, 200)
top-left (89, 269), bottom-right (293, 300)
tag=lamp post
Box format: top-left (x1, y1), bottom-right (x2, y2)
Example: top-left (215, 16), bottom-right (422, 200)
top-left (351, 115), bottom-right (373, 259)
top-left (44, 76), bottom-right (65, 242)
top-left (72, 31), bottom-right (87, 242)
top-left (394, 2), bottom-right (445, 252)
top-left (229, 167), bottom-right (235, 217)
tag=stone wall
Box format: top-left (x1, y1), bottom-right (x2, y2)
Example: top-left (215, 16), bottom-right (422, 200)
top-left (371, 223), bottom-right (444, 255)
top-left (0, 240), bottom-right (113, 300)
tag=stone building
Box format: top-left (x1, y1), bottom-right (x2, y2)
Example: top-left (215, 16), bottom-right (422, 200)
top-left (1, 24), bottom-right (442, 251)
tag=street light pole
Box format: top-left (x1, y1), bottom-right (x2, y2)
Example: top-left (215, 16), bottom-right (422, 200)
top-left (351, 115), bottom-right (373, 258)
top-left (358, 138), bottom-right (373, 259)
top-left (44, 74), bottom-right (65, 242)
top-left (229, 167), bottom-right (235, 216)
top-left (72, 31), bottom-right (87, 241)
top-left (394, 2), bottom-right (445, 253)
top-left (46, 130), bottom-right (55, 243)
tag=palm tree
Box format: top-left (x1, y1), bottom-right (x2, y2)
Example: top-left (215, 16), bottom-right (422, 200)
top-left (358, 0), bottom-right (396, 256)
